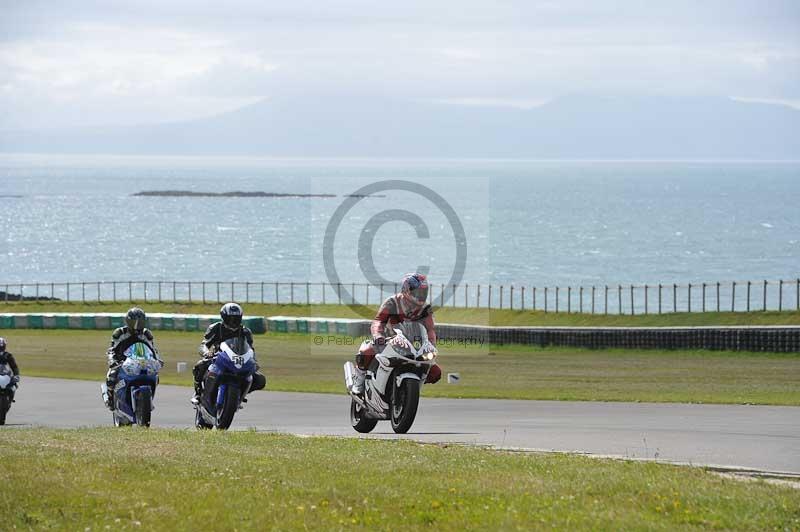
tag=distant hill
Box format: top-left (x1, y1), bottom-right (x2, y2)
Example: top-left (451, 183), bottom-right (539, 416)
top-left (1, 94), bottom-right (798, 159)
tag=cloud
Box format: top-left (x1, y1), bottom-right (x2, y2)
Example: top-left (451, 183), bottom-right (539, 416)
top-left (0, 1), bottom-right (798, 128)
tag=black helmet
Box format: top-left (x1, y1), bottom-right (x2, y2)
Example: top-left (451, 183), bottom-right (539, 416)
top-left (0, 337), bottom-right (6, 352)
top-left (125, 307), bottom-right (147, 333)
top-left (220, 302), bottom-right (243, 331)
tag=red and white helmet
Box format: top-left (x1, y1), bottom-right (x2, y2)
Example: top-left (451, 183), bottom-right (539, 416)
top-left (400, 273), bottom-right (429, 308)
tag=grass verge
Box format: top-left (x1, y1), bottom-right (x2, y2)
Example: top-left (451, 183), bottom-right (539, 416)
top-left (1, 428), bottom-right (798, 531)
top-left (7, 329), bottom-right (800, 405)
top-left (2, 300), bottom-right (800, 327)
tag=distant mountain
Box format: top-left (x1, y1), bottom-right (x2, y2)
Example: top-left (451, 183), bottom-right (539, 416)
top-left (1, 94), bottom-right (798, 159)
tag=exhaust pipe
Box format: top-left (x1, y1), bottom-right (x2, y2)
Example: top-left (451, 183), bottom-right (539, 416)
top-left (343, 361), bottom-right (355, 391)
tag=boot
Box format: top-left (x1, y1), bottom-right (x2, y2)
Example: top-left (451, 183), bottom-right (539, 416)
top-left (190, 382), bottom-right (201, 405)
top-left (351, 367), bottom-right (366, 395)
top-left (104, 380), bottom-right (115, 411)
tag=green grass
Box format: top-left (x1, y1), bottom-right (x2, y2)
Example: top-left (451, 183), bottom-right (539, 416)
top-left (3, 300), bottom-right (800, 326)
top-left (8, 329), bottom-right (800, 405)
top-left (1, 428), bottom-right (798, 531)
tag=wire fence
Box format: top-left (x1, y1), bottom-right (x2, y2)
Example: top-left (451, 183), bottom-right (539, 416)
top-left (1, 278), bottom-right (799, 314)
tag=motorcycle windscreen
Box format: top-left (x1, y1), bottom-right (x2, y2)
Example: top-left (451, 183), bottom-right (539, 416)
top-left (222, 335), bottom-right (251, 356)
top-left (393, 321), bottom-right (428, 350)
top-left (124, 342), bottom-right (154, 360)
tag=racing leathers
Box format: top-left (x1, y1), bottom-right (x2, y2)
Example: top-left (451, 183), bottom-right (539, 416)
top-left (192, 322), bottom-right (266, 401)
top-left (105, 327), bottom-right (162, 409)
top-left (354, 293), bottom-right (442, 392)
top-left (0, 350), bottom-right (20, 400)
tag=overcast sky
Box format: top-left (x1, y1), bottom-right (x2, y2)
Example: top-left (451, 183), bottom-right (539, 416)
top-left (1, 0), bottom-right (798, 128)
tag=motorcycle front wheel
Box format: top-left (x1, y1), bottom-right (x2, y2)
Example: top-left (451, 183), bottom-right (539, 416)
top-left (350, 398), bottom-right (378, 433)
top-left (134, 388), bottom-right (152, 428)
top-left (0, 394), bottom-right (8, 425)
top-left (390, 378), bottom-right (420, 434)
top-left (215, 385), bottom-right (240, 430)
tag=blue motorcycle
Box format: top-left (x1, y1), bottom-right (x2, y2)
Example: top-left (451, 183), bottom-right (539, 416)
top-left (101, 342), bottom-right (161, 427)
top-left (194, 336), bottom-right (257, 430)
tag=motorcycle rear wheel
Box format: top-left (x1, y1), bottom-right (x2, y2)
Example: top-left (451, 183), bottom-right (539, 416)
top-left (350, 398), bottom-right (378, 433)
top-left (215, 386), bottom-right (240, 430)
top-left (195, 408), bottom-right (212, 430)
top-left (390, 378), bottom-right (420, 434)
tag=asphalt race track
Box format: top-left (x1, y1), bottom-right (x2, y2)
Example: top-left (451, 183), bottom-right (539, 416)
top-left (6, 377), bottom-right (800, 475)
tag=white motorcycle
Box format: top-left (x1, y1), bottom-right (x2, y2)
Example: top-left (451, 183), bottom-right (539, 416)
top-left (0, 363), bottom-right (18, 425)
top-left (343, 321), bottom-right (438, 434)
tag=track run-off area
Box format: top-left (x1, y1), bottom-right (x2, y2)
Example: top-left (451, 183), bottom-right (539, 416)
top-left (7, 376), bottom-right (800, 477)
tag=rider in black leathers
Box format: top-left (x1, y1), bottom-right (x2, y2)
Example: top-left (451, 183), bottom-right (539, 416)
top-left (0, 337), bottom-right (20, 401)
top-left (105, 308), bottom-right (163, 410)
top-left (191, 303), bottom-right (266, 404)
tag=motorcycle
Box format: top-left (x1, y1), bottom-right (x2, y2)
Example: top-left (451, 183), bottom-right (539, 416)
top-left (100, 342), bottom-right (160, 428)
top-left (0, 363), bottom-right (17, 426)
top-left (194, 336), bottom-right (256, 430)
top-left (343, 321), bottom-right (437, 434)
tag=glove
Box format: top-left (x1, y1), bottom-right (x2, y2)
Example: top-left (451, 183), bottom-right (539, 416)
top-left (390, 336), bottom-right (411, 349)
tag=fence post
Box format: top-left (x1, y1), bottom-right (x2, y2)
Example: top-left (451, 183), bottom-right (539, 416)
top-left (521, 286), bottom-right (525, 311)
top-left (591, 286), bottom-right (595, 314)
top-left (499, 286), bottom-right (504, 310)
top-left (440, 284), bottom-right (445, 307)
top-left (188, 282), bottom-right (192, 303)
top-left (321, 283), bottom-right (326, 305)
top-left (779, 280), bottom-right (783, 311)
top-left (510, 286), bottom-right (514, 310)
top-left (544, 287), bottom-right (548, 313)
top-left (465, 284), bottom-right (469, 308)
top-left (687, 283), bottom-right (691, 313)
top-left (127, 281), bottom-right (131, 303)
top-left (3, 284), bottom-right (8, 302)
top-left (797, 278), bottom-right (800, 311)
top-left (307, 282), bottom-right (311, 305)
top-left (82, 282), bottom-right (86, 303)
top-left (716, 282), bottom-right (720, 312)
top-left (644, 285), bottom-right (648, 314)
top-left (173, 281), bottom-right (177, 303)
top-left (630, 285), bottom-right (634, 315)
top-left (290, 282), bottom-right (295, 305)
top-left (50, 282), bottom-right (55, 303)
top-left (567, 286), bottom-right (571, 313)
top-left (35, 283), bottom-right (39, 302)
top-left (746, 281), bottom-right (751, 312)
top-left (231, 282), bottom-right (235, 302)
top-left (580, 286), bottom-right (584, 313)
top-left (702, 283), bottom-right (706, 312)
top-left (617, 285), bottom-right (622, 315)
top-left (658, 284), bottom-right (662, 314)
top-left (261, 282), bottom-right (265, 304)
top-left (672, 284), bottom-right (677, 313)
top-left (732, 282), bottom-right (737, 312)
top-left (604, 285), bottom-right (608, 315)
top-left (488, 285), bottom-right (492, 308)
top-left (763, 279), bottom-right (767, 311)
top-left (555, 286), bottom-right (560, 313)
top-left (216, 282), bottom-right (220, 303)
top-left (533, 286), bottom-right (537, 311)
top-left (476, 284), bottom-right (481, 308)
top-left (275, 282), bottom-right (279, 304)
